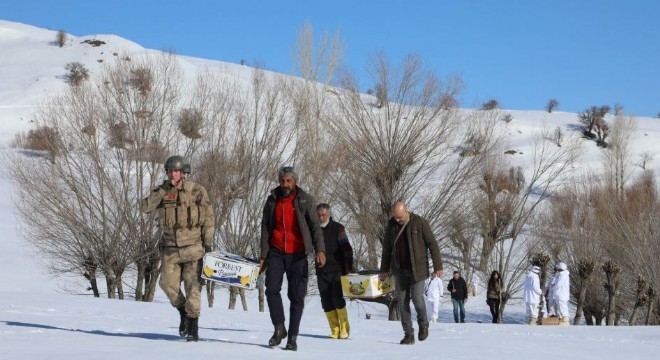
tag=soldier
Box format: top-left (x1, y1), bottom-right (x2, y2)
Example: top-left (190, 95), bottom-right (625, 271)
top-left (140, 155), bottom-right (215, 342)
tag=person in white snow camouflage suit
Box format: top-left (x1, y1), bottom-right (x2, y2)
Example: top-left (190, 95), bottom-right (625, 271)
top-left (523, 265), bottom-right (543, 325)
top-left (424, 272), bottom-right (444, 323)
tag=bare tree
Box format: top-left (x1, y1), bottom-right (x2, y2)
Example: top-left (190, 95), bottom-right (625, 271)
top-left (546, 99), bottom-right (559, 113)
top-left (327, 53), bottom-right (463, 269)
top-left (572, 257), bottom-right (595, 325)
top-left (614, 103), bottom-right (624, 116)
top-left (603, 260), bottom-right (622, 325)
top-left (193, 68), bottom-right (294, 311)
top-left (635, 152), bottom-right (653, 170)
top-left (289, 21), bottom-right (344, 201)
top-left (553, 126), bottom-right (563, 147)
top-left (56, 30), bottom-right (67, 47)
top-left (546, 170), bottom-right (660, 325)
top-left (421, 110), bottom-right (501, 279)
top-left (599, 172), bottom-right (660, 324)
top-left (324, 53), bottom-right (470, 319)
top-left (629, 275), bottom-right (649, 325)
top-left (646, 287), bottom-right (657, 325)
top-left (593, 116), bottom-right (610, 146)
top-left (481, 99), bottom-right (500, 111)
top-left (100, 53), bottom-right (185, 301)
top-left (64, 62), bottom-right (90, 86)
top-left (8, 53), bottom-right (186, 300)
top-left (473, 129), bottom-right (582, 319)
top-left (578, 105), bottom-right (609, 138)
top-left (603, 115), bottom-right (637, 194)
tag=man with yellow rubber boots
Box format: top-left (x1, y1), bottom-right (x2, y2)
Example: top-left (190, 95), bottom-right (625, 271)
top-left (316, 203), bottom-right (354, 339)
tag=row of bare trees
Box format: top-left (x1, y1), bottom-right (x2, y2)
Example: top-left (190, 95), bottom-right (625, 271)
top-left (533, 113), bottom-right (658, 325)
top-left (535, 171), bottom-right (659, 325)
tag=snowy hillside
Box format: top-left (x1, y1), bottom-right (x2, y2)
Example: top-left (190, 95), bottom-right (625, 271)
top-left (1, 20), bottom-right (659, 360)
top-left (0, 20), bottom-right (254, 145)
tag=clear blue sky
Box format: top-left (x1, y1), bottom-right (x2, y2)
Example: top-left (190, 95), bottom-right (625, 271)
top-left (2, 0), bottom-right (659, 116)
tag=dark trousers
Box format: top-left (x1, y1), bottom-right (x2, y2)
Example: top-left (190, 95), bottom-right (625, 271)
top-left (396, 269), bottom-right (428, 335)
top-left (489, 299), bottom-right (501, 323)
top-left (265, 249), bottom-right (308, 336)
top-left (317, 272), bottom-right (346, 312)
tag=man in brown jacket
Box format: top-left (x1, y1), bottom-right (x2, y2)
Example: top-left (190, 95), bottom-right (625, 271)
top-left (380, 201), bottom-right (443, 345)
top-left (140, 155), bottom-right (215, 342)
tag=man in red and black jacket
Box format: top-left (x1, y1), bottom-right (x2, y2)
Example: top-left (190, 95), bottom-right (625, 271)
top-left (259, 166), bottom-right (326, 351)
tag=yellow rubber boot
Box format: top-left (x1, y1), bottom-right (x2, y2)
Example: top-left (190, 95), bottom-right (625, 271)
top-left (325, 310), bottom-right (340, 339)
top-left (337, 307), bottom-right (350, 339)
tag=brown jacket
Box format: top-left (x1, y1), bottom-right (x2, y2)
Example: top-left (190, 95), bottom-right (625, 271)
top-left (380, 212), bottom-right (443, 283)
top-left (140, 179), bottom-right (215, 249)
top-left (487, 279), bottom-right (502, 300)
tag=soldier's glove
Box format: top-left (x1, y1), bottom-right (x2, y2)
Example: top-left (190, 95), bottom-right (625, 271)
top-left (159, 180), bottom-right (173, 191)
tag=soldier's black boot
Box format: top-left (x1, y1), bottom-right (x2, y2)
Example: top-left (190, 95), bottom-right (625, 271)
top-left (268, 323), bottom-right (287, 347)
top-left (177, 307), bottom-right (187, 337)
top-left (284, 335), bottom-right (297, 351)
top-left (186, 317), bottom-right (199, 342)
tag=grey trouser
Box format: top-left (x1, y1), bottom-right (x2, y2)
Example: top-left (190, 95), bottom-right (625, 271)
top-left (396, 269), bottom-right (428, 335)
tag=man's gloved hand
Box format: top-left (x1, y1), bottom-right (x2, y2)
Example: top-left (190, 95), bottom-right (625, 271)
top-left (159, 180), bottom-right (173, 191)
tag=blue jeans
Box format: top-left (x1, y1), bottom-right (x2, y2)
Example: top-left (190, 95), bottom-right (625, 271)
top-left (452, 298), bottom-right (465, 323)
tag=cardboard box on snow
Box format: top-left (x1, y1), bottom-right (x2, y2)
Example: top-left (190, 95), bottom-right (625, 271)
top-left (341, 272), bottom-right (395, 299)
top-left (202, 251), bottom-right (260, 290)
top-left (541, 316), bottom-right (560, 325)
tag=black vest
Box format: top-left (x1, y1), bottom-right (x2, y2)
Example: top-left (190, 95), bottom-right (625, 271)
top-left (317, 219), bottom-right (343, 274)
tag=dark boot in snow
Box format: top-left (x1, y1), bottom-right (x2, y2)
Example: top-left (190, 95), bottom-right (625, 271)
top-left (418, 323), bottom-right (429, 341)
top-left (268, 323), bottom-right (287, 347)
top-left (177, 307), bottom-right (187, 337)
top-left (284, 335), bottom-right (297, 351)
top-left (186, 317), bottom-right (199, 342)
top-left (400, 333), bottom-right (415, 345)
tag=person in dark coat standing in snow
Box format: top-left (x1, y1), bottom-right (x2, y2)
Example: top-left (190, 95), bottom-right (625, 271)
top-left (316, 203), bottom-right (354, 339)
top-left (259, 166), bottom-right (326, 351)
top-left (447, 270), bottom-right (468, 323)
top-left (486, 270), bottom-right (502, 323)
top-left (379, 201), bottom-right (444, 345)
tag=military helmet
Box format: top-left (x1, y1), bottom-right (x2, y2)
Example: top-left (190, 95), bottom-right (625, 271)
top-left (164, 155), bottom-right (191, 174)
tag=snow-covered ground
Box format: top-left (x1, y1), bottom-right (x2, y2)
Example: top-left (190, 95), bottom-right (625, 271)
top-left (1, 19), bottom-right (659, 360)
top-left (2, 182), bottom-right (659, 360)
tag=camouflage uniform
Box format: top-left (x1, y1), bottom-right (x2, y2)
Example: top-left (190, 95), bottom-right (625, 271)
top-left (141, 179), bottom-right (215, 318)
